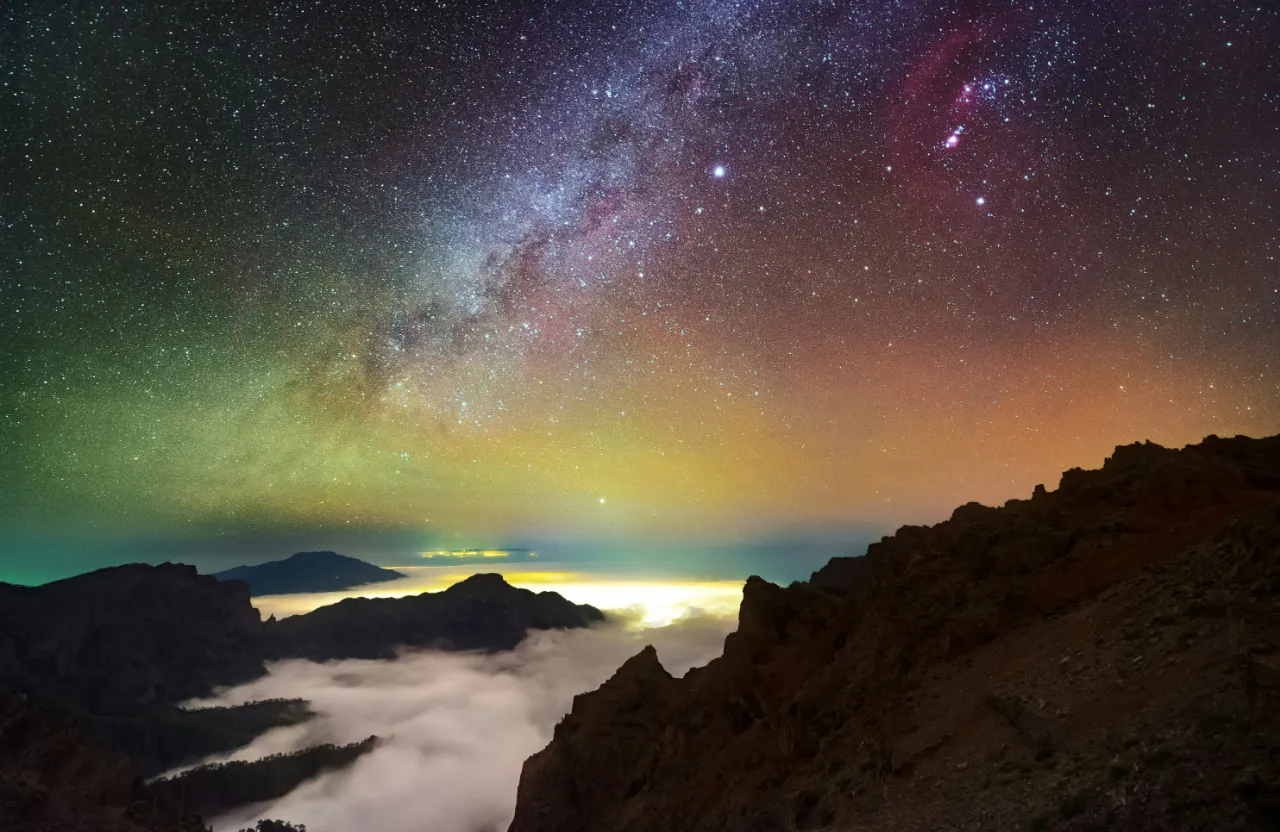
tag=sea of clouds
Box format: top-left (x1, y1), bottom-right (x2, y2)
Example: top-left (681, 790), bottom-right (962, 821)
top-left (186, 614), bottom-right (735, 832)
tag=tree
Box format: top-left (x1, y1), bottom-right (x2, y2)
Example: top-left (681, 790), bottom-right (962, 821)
top-left (238, 820), bottom-right (306, 832)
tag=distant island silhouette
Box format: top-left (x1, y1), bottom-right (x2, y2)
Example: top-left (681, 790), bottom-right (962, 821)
top-left (214, 550), bottom-right (405, 596)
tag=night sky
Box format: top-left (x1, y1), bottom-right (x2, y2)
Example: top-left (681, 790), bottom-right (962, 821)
top-left (3, 1), bottom-right (1278, 581)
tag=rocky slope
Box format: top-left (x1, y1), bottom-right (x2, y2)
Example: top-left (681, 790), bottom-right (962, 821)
top-left (264, 573), bottom-right (606, 660)
top-left (214, 551), bottom-right (404, 596)
top-left (0, 690), bottom-right (204, 832)
top-left (0, 565), bottom-right (602, 829)
top-left (0, 563), bottom-right (265, 714)
top-left (0, 563), bottom-right (316, 783)
top-left (509, 434), bottom-right (1280, 831)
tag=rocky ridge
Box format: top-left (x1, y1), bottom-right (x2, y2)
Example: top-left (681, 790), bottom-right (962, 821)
top-left (509, 434), bottom-right (1280, 831)
top-left (0, 690), bottom-right (202, 832)
top-left (0, 563), bottom-right (264, 715)
top-left (263, 572), bottom-right (606, 661)
top-left (0, 567), bottom-right (603, 831)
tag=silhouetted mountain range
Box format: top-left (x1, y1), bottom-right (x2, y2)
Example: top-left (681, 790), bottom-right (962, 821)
top-left (4, 433), bottom-right (1279, 831)
top-left (0, 563), bottom-right (265, 715)
top-left (0, 569), bottom-right (601, 721)
top-left (0, 568), bottom-right (603, 829)
top-left (263, 572), bottom-right (606, 660)
top-left (510, 434), bottom-right (1280, 832)
top-left (214, 551), bottom-right (404, 596)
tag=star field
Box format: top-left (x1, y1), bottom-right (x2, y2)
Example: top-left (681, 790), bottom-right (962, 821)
top-left (2, 0), bottom-right (1278, 564)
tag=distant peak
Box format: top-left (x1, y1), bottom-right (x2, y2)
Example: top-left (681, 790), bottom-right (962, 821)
top-left (286, 550), bottom-right (345, 561)
top-left (213, 551), bottom-right (402, 596)
top-left (458, 572), bottom-right (508, 584)
top-left (447, 573), bottom-right (513, 593)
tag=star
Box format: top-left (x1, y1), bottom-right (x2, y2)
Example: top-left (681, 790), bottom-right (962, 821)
top-left (3, 0), bottom-right (1274, 572)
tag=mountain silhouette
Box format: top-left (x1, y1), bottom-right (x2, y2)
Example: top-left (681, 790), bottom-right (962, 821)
top-left (214, 550), bottom-right (404, 596)
top-left (510, 433), bottom-right (1280, 832)
top-left (265, 573), bottom-right (606, 660)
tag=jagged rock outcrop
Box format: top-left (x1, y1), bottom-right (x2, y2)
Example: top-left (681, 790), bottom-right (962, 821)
top-left (0, 564), bottom-right (303, 781)
top-left (515, 646), bottom-right (678, 831)
top-left (0, 563), bottom-right (265, 714)
top-left (510, 433), bottom-right (1280, 832)
top-left (265, 573), bottom-right (606, 660)
top-left (214, 551), bottom-right (404, 597)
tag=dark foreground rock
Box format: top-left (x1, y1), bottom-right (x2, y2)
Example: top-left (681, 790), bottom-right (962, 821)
top-left (0, 563), bottom-right (265, 715)
top-left (510, 433), bottom-right (1280, 832)
top-left (265, 573), bottom-right (606, 660)
top-left (87, 699), bottom-right (315, 778)
top-left (0, 562), bottom-right (306, 778)
top-left (214, 551), bottom-right (404, 597)
top-left (0, 690), bottom-right (204, 832)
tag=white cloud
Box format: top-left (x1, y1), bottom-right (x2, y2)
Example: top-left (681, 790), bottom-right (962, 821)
top-left (188, 615), bottom-right (734, 832)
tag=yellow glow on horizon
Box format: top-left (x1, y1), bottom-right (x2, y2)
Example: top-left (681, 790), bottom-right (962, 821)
top-left (420, 549), bottom-right (515, 559)
top-left (251, 566), bottom-right (744, 629)
top-left (510, 577), bottom-right (744, 627)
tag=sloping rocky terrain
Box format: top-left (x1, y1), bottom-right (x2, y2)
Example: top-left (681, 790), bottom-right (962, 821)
top-left (0, 690), bottom-right (204, 832)
top-left (0, 563), bottom-right (308, 778)
top-left (510, 434), bottom-right (1280, 832)
top-left (0, 566), bottom-right (601, 831)
top-left (0, 563), bottom-right (265, 714)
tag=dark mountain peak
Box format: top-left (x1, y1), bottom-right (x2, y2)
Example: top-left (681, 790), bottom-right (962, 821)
top-left (285, 550), bottom-right (345, 562)
top-left (214, 551), bottom-right (403, 597)
top-left (0, 563), bottom-right (265, 715)
top-left (264, 573), bottom-right (604, 661)
top-left (611, 644), bottom-right (667, 684)
top-left (812, 432), bottom-right (1280, 593)
top-left (42, 560), bottom-right (205, 590)
top-left (443, 572), bottom-right (513, 596)
top-left (736, 575), bottom-right (794, 637)
top-left (948, 499), bottom-right (998, 524)
top-left (562, 645), bottom-right (673, 730)
top-left (1102, 437), bottom-right (1168, 469)
top-left (510, 432), bottom-right (1280, 832)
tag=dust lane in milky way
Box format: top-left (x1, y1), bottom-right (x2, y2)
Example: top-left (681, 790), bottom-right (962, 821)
top-left (2, 0), bottom-right (1278, 554)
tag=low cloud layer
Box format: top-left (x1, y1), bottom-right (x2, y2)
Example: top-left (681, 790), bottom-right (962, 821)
top-left (188, 615), bottom-right (735, 832)
top-left (250, 569), bottom-right (747, 628)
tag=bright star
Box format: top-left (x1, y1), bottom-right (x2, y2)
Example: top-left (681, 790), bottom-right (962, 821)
top-left (976, 197), bottom-right (986, 205)
top-left (713, 166), bottom-right (725, 178)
